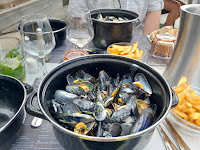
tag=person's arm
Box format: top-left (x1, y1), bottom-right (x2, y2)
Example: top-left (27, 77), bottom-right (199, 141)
top-left (143, 10), bottom-right (161, 34)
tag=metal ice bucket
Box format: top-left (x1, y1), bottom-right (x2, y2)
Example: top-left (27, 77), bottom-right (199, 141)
top-left (163, 4), bottom-right (200, 87)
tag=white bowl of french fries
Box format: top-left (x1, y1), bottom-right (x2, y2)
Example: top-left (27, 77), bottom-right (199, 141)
top-left (168, 77), bottom-right (200, 135)
top-left (107, 42), bottom-right (146, 61)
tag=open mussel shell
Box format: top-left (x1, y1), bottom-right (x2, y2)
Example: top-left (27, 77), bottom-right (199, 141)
top-left (52, 100), bottom-right (81, 115)
top-left (134, 73), bottom-right (152, 95)
top-left (52, 100), bottom-right (64, 114)
top-left (66, 70), bottom-right (97, 84)
top-left (66, 74), bottom-right (75, 84)
top-left (66, 81), bottom-right (94, 95)
top-left (59, 113), bottom-right (95, 125)
top-left (127, 96), bottom-right (139, 117)
top-left (98, 70), bottom-right (110, 91)
top-left (104, 96), bottom-right (114, 108)
top-left (97, 13), bottom-right (103, 21)
top-left (111, 107), bottom-right (131, 123)
top-left (93, 102), bottom-right (107, 121)
top-left (75, 70), bottom-right (97, 83)
top-left (121, 73), bottom-right (132, 85)
top-left (73, 99), bottom-right (95, 114)
top-left (85, 121), bottom-right (97, 135)
top-left (65, 85), bottom-right (86, 96)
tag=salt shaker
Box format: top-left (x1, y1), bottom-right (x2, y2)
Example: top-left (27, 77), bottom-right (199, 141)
top-left (25, 52), bottom-right (40, 74)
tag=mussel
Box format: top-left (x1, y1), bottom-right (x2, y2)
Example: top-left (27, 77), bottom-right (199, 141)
top-left (134, 73), bottom-right (152, 95)
top-left (54, 90), bottom-right (78, 103)
top-left (130, 108), bottom-right (155, 134)
top-left (103, 123), bottom-right (122, 137)
top-left (59, 113), bottom-right (95, 125)
top-left (73, 99), bottom-right (95, 114)
top-left (93, 102), bottom-right (107, 121)
top-left (49, 70), bottom-right (156, 138)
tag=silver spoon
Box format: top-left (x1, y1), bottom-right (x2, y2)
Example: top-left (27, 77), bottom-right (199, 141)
top-left (157, 124), bottom-right (178, 150)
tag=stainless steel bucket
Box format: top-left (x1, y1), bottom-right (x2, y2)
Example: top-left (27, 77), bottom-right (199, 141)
top-left (163, 4), bottom-right (200, 87)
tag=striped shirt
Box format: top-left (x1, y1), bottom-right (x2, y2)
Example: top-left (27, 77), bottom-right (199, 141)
top-left (67, 0), bottom-right (164, 34)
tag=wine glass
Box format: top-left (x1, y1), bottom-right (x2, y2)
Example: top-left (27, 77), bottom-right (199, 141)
top-left (66, 13), bottom-right (94, 49)
top-left (20, 14), bottom-right (55, 76)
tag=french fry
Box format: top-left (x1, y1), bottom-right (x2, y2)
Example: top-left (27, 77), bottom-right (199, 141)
top-left (173, 82), bottom-right (190, 94)
top-left (195, 120), bottom-right (200, 126)
top-left (112, 45), bottom-right (126, 51)
top-left (186, 95), bottom-right (200, 105)
top-left (172, 109), bottom-right (188, 121)
top-left (131, 42), bottom-right (138, 53)
top-left (188, 120), bottom-right (196, 125)
top-left (107, 42), bottom-right (144, 60)
top-left (121, 46), bottom-right (133, 55)
top-left (189, 90), bottom-right (196, 96)
top-left (187, 108), bottom-right (196, 114)
top-left (188, 99), bottom-right (200, 105)
top-left (107, 48), bottom-right (119, 55)
top-left (173, 105), bottom-right (180, 111)
top-left (177, 84), bottom-right (191, 97)
top-left (177, 76), bottom-right (187, 86)
top-left (135, 48), bottom-right (140, 58)
top-left (189, 112), bottom-right (200, 120)
top-left (125, 53), bottom-right (135, 59)
top-left (186, 102), bottom-right (192, 108)
top-left (177, 95), bottom-right (186, 105)
top-left (139, 50), bottom-right (144, 58)
top-left (192, 105), bottom-right (200, 111)
top-left (173, 76), bottom-right (200, 127)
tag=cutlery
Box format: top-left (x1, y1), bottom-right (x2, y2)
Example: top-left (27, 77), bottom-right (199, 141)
top-left (157, 125), bottom-right (178, 150)
top-left (30, 78), bottom-right (43, 128)
top-left (164, 118), bottom-right (191, 150)
top-left (31, 117), bottom-right (43, 127)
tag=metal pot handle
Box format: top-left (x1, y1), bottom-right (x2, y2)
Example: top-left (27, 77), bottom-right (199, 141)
top-left (25, 91), bottom-right (47, 120)
top-left (135, 18), bottom-right (141, 26)
top-left (23, 83), bottom-right (33, 94)
top-left (170, 88), bottom-right (179, 109)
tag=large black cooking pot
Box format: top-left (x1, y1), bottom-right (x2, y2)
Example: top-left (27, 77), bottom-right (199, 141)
top-left (90, 9), bottom-right (140, 49)
top-left (0, 75), bottom-right (32, 150)
top-left (25, 55), bottom-right (178, 150)
top-left (49, 19), bottom-right (68, 47)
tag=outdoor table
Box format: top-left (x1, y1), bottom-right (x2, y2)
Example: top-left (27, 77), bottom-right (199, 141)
top-left (8, 34), bottom-right (199, 150)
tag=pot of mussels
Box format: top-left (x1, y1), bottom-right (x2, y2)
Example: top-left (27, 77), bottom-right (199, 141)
top-left (89, 9), bottom-right (140, 49)
top-left (25, 54), bottom-right (178, 150)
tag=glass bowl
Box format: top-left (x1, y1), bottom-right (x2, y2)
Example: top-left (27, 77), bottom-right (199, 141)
top-left (63, 49), bottom-right (89, 61)
top-left (0, 37), bottom-right (26, 82)
top-left (149, 33), bottom-right (176, 61)
top-left (107, 42), bottom-right (146, 61)
top-left (167, 86), bottom-right (200, 136)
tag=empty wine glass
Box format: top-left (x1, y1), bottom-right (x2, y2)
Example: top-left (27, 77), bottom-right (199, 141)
top-left (67, 13), bottom-right (94, 49)
top-left (20, 14), bottom-right (55, 76)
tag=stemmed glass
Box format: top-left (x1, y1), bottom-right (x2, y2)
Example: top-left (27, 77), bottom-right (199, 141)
top-left (20, 14), bottom-right (55, 128)
top-left (20, 14), bottom-right (55, 76)
top-left (66, 13), bottom-right (94, 49)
